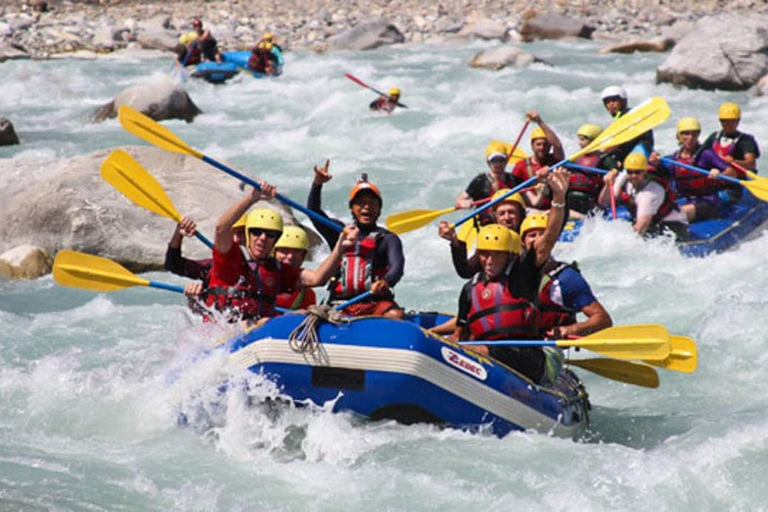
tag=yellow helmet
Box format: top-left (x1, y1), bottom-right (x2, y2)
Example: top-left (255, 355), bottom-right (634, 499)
top-left (275, 225), bottom-right (309, 251)
top-left (677, 117), bottom-right (701, 135)
top-left (490, 189), bottom-right (525, 210)
top-left (520, 212), bottom-right (548, 238)
top-left (718, 102), bottom-right (740, 120)
top-left (476, 224), bottom-right (520, 254)
top-left (577, 124), bottom-right (603, 141)
top-left (389, 87), bottom-right (401, 97)
top-left (232, 213), bottom-right (248, 230)
top-left (485, 140), bottom-right (509, 161)
top-left (623, 152), bottom-right (648, 171)
top-left (258, 41), bottom-right (274, 51)
top-left (530, 126), bottom-right (547, 141)
top-left (262, 32), bottom-right (274, 41)
top-left (245, 208), bottom-right (283, 245)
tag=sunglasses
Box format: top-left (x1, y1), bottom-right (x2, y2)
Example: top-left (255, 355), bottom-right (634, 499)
top-left (248, 228), bottom-right (281, 240)
top-left (626, 170), bottom-right (644, 176)
top-left (489, 157), bottom-right (507, 164)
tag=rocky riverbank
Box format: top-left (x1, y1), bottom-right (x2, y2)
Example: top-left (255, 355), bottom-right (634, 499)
top-left (1, 0), bottom-right (767, 60)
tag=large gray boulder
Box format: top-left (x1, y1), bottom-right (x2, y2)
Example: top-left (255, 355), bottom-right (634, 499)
top-left (0, 117), bottom-right (19, 146)
top-left (0, 245), bottom-right (52, 280)
top-left (455, 18), bottom-right (508, 41)
top-left (469, 46), bottom-right (541, 70)
top-left (0, 146), bottom-right (301, 272)
top-left (656, 14), bottom-right (768, 91)
top-left (328, 19), bottom-right (404, 51)
top-left (135, 29), bottom-right (180, 52)
top-left (519, 12), bottom-right (594, 42)
top-left (91, 78), bottom-right (202, 123)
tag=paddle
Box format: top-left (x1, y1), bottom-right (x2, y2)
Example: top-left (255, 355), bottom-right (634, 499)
top-left (117, 105), bottom-right (342, 233)
top-left (344, 73), bottom-right (408, 108)
top-left (568, 358), bottom-right (659, 388)
top-left (456, 219), bottom-right (478, 249)
top-left (53, 250), bottom-right (185, 294)
top-left (459, 324), bottom-right (671, 361)
top-left (660, 157), bottom-right (768, 202)
top-left (453, 97), bottom-right (671, 228)
top-left (643, 334), bottom-right (697, 373)
top-left (101, 150), bottom-right (213, 249)
top-left (385, 198), bottom-right (490, 235)
top-left (333, 290), bottom-right (373, 310)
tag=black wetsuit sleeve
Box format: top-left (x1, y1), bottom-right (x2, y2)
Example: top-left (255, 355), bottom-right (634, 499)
top-left (307, 182), bottom-right (344, 249)
top-left (456, 280), bottom-right (473, 328)
top-left (165, 245), bottom-right (211, 280)
top-left (507, 249), bottom-right (538, 302)
top-left (736, 133), bottom-right (760, 160)
top-left (164, 245), bottom-right (185, 275)
top-left (380, 233), bottom-right (405, 286)
top-left (450, 241), bottom-right (478, 279)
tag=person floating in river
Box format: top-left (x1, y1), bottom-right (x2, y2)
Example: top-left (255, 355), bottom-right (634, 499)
top-left (307, 160), bottom-right (405, 318)
top-left (369, 87), bottom-right (402, 114)
top-left (186, 183), bottom-right (357, 324)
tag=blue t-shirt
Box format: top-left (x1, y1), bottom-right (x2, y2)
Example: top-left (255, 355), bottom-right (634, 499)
top-left (546, 266), bottom-right (597, 313)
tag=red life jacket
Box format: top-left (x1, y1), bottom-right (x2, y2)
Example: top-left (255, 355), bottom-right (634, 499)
top-left (712, 132), bottom-right (741, 159)
top-left (570, 153), bottom-right (604, 197)
top-left (467, 275), bottom-right (538, 341)
top-left (538, 261), bottom-right (577, 333)
top-left (332, 231), bottom-right (388, 299)
top-left (275, 287), bottom-right (317, 310)
top-left (248, 47), bottom-right (273, 72)
top-left (671, 149), bottom-right (721, 197)
top-left (619, 178), bottom-right (678, 225)
top-left (486, 172), bottom-right (517, 196)
top-left (204, 258), bottom-right (283, 320)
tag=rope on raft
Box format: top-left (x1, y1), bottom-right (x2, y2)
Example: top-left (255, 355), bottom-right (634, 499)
top-left (288, 304), bottom-right (349, 355)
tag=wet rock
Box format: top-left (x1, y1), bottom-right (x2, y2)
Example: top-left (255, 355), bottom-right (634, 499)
top-left (657, 14), bottom-right (768, 91)
top-left (328, 18), bottom-right (404, 51)
top-left (0, 245), bottom-right (52, 280)
top-left (135, 28), bottom-right (179, 52)
top-left (0, 117), bottom-right (20, 146)
top-left (456, 18), bottom-right (507, 41)
top-left (519, 11), bottom-right (595, 42)
top-left (0, 42), bottom-right (30, 62)
top-left (469, 46), bottom-right (540, 70)
top-left (90, 78), bottom-right (202, 123)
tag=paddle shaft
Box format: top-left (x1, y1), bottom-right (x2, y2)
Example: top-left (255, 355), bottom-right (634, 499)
top-left (344, 74), bottom-right (408, 108)
top-left (508, 120), bottom-right (530, 161)
top-left (200, 155), bottom-right (342, 233)
top-left (660, 157), bottom-right (743, 186)
top-left (333, 290), bottom-right (372, 310)
top-left (147, 277), bottom-right (293, 313)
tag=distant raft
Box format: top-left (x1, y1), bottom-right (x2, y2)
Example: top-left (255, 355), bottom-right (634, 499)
top-left (224, 311), bottom-right (590, 438)
top-left (191, 49), bottom-right (284, 84)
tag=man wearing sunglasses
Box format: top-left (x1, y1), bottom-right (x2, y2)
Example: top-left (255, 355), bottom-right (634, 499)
top-left (190, 182), bottom-right (357, 323)
top-left (599, 153), bottom-right (688, 239)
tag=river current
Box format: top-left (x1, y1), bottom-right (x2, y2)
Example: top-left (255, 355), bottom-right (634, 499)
top-left (2, 39), bottom-right (768, 510)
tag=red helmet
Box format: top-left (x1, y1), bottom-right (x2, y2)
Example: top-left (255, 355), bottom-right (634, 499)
top-left (192, 18), bottom-right (203, 28)
top-left (348, 173), bottom-right (382, 206)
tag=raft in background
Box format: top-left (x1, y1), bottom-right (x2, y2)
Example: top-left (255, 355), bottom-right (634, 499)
top-left (191, 50), bottom-right (284, 84)
top-left (559, 191), bottom-right (768, 256)
top-left (226, 312), bottom-right (590, 438)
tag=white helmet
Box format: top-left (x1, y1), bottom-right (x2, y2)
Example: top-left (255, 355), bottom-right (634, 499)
top-left (601, 85), bottom-right (627, 101)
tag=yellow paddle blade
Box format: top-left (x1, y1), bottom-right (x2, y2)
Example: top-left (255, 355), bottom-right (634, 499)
top-left (385, 205), bottom-right (457, 234)
top-left (456, 220), bottom-right (479, 250)
top-left (101, 150), bottom-right (182, 222)
top-left (742, 172), bottom-right (768, 202)
top-left (489, 139), bottom-right (529, 164)
top-left (53, 250), bottom-right (149, 292)
top-left (557, 324), bottom-right (670, 361)
top-left (118, 105), bottom-right (203, 159)
top-left (572, 97), bottom-right (670, 162)
top-left (569, 358), bottom-right (659, 389)
top-left (644, 335), bottom-right (697, 373)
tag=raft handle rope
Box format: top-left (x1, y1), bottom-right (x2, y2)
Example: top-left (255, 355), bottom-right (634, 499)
top-left (288, 304), bottom-right (349, 357)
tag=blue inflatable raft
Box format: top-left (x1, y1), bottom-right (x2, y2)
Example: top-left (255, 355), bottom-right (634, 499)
top-left (225, 312), bottom-right (590, 438)
top-left (191, 49), bottom-right (283, 84)
top-left (559, 191), bottom-right (768, 256)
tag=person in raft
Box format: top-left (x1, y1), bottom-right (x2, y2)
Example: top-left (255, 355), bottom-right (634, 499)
top-left (307, 161), bottom-right (405, 318)
top-left (274, 225), bottom-right (317, 310)
top-left (453, 167), bottom-right (571, 383)
top-left (599, 153), bottom-right (689, 240)
top-left (650, 117), bottom-right (733, 223)
top-left (599, 85), bottom-right (654, 166)
top-left (567, 123), bottom-right (611, 216)
top-left (370, 87), bottom-right (402, 113)
top-left (176, 18), bottom-right (221, 65)
top-left (186, 182), bottom-right (357, 324)
top-left (511, 110), bottom-right (565, 210)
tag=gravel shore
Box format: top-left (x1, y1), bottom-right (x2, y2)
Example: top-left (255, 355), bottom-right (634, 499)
top-left (2, 0), bottom-right (768, 59)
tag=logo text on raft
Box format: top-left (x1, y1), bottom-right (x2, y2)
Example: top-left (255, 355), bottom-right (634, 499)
top-left (441, 347), bottom-right (488, 380)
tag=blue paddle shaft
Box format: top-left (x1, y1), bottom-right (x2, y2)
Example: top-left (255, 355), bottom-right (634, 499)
top-left (194, 231), bottom-right (214, 249)
top-left (564, 162), bottom-right (608, 175)
top-left (149, 281), bottom-right (186, 294)
top-left (454, 176), bottom-right (537, 227)
top-left (460, 340), bottom-right (556, 347)
top-left (201, 155), bottom-right (342, 232)
top-left (660, 157), bottom-right (741, 186)
top-left (333, 290), bottom-right (372, 310)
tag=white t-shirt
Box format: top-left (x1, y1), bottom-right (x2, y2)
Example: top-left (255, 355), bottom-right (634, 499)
top-left (617, 172), bottom-right (688, 224)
